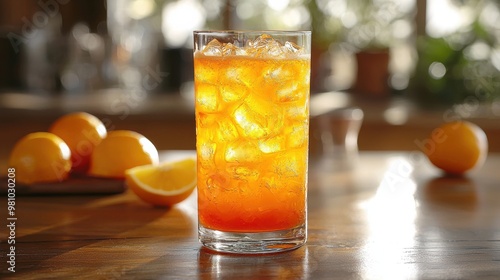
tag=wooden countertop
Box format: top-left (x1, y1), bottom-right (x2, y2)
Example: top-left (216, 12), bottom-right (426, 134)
top-left (1, 151), bottom-right (500, 279)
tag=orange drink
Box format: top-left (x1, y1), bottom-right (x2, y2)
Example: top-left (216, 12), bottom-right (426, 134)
top-left (194, 31), bottom-right (311, 253)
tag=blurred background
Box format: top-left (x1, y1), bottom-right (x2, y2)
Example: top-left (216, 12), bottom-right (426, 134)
top-left (0, 0), bottom-right (499, 161)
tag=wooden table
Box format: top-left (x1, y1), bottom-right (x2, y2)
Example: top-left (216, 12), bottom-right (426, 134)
top-left (1, 152), bottom-right (499, 279)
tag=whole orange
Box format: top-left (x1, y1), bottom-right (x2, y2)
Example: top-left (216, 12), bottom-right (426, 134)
top-left (88, 130), bottom-right (159, 179)
top-left (49, 112), bottom-right (107, 174)
top-left (8, 132), bottom-right (72, 185)
top-left (423, 121), bottom-right (488, 175)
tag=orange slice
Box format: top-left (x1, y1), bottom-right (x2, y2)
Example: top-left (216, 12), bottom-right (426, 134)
top-left (125, 158), bottom-right (197, 207)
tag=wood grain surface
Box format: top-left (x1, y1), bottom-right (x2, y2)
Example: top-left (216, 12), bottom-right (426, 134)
top-left (1, 151), bottom-right (499, 279)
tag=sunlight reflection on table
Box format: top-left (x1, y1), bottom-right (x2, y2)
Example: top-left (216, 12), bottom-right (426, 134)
top-left (358, 156), bottom-right (418, 279)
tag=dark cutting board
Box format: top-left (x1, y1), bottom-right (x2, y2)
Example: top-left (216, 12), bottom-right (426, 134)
top-left (0, 176), bottom-right (126, 195)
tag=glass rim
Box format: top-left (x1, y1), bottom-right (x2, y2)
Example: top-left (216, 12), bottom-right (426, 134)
top-left (193, 30), bottom-right (311, 36)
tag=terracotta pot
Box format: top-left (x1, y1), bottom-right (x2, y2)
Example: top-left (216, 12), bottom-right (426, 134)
top-left (353, 50), bottom-right (390, 97)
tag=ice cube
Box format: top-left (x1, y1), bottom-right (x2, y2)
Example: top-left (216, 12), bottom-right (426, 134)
top-left (233, 95), bottom-right (284, 139)
top-left (266, 69), bottom-right (304, 104)
top-left (201, 39), bottom-right (223, 56)
top-left (216, 119), bottom-right (239, 142)
top-left (222, 42), bottom-right (237, 56)
top-left (225, 141), bottom-right (261, 163)
top-left (196, 83), bottom-right (220, 113)
top-left (286, 123), bottom-right (308, 148)
top-left (248, 34), bottom-right (273, 49)
top-left (265, 66), bottom-right (293, 82)
top-left (283, 41), bottom-right (303, 55)
top-left (285, 102), bottom-right (307, 120)
top-left (268, 43), bottom-right (285, 57)
top-left (246, 34), bottom-right (285, 58)
top-left (222, 43), bottom-right (246, 56)
top-left (259, 135), bottom-right (285, 154)
top-left (231, 166), bottom-right (260, 181)
top-left (225, 67), bottom-right (255, 86)
top-left (199, 142), bottom-right (216, 168)
top-left (194, 63), bottom-right (218, 84)
top-left (197, 112), bottom-right (217, 128)
top-left (206, 173), bottom-right (233, 191)
top-left (226, 67), bottom-right (241, 82)
top-left (220, 83), bottom-right (249, 103)
top-left (266, 67), bottom-right (283, 81)
top-left (272, 150), bottom-right (306, 178)
top-left (243, 34), bottom-right (306, 58)
top-left (276, 82), bottom-right (303, 102)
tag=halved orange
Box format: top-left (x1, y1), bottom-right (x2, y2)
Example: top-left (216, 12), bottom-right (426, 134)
top-left (125, 158), bottom-right (197, 207)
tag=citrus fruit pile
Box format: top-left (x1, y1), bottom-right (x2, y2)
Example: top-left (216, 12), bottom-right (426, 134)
top-left (423, 121), bottom-right (488, 175)
top-left (8, 112), bottom-right (196, 207)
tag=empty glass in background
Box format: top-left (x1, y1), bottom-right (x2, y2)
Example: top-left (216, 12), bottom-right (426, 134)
top-left (193, 31), bottom-right (311, 254)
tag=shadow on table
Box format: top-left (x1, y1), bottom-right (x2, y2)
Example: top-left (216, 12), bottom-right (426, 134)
top-left (417, 175), bottom-right (478, 211)
top-left (9, 195), bottom-right (167, 275)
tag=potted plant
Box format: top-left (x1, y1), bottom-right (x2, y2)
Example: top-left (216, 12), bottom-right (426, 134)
top-left (344, 0), bottom-right (411, 97)
top-left (409, 1), bottom-right (500, 107)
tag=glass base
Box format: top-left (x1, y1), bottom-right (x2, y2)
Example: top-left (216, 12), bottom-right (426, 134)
top-left (198, 224), bottom-right (306, 254)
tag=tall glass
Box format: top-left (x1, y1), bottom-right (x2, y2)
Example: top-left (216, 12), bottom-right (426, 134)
top-left (193, 31), bottom-right (311, 254)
